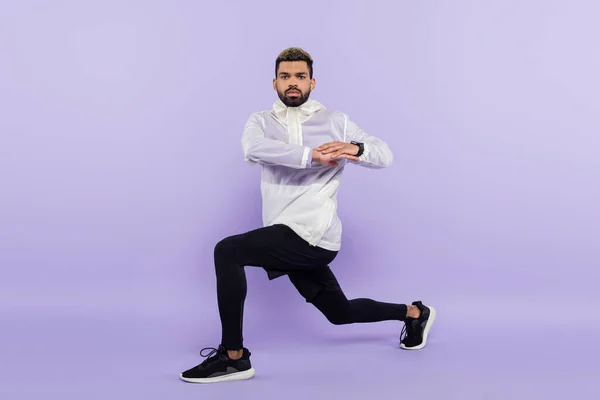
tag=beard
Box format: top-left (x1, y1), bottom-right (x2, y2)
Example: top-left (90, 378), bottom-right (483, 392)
top-left (278, 87), bottom-right (311, 107)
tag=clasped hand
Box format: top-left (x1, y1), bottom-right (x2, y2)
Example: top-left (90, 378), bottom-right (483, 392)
top-left (312, 141), bottom-right (360, 167)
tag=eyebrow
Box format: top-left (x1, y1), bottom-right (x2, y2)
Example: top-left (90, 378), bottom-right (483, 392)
top-left (279, 72), bottom-right (308, 76)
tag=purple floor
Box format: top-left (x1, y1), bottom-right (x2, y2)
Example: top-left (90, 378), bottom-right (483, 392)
top-left (3, 295), bottom-right (598, 400)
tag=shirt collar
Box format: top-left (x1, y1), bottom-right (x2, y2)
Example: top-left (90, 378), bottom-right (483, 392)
top-left (272, 98), bottom-right (325, 122)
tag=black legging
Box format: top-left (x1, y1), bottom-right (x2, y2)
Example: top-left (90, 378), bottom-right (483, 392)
top-left (310, 292), bottom-right (407, 326)
top-left (213, 224), bottom-right (407, 350)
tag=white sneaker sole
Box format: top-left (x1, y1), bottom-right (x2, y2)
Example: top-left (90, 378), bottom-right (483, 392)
top-left (400, 306), bottom-right (436, 350)
top-left (179, 368), bottom-right (255, 384)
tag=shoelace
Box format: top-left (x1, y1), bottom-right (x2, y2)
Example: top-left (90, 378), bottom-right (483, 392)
top-left (199, 346), bottom-right (225, 367)
top-left (400, 319), bottom-right (417, 341)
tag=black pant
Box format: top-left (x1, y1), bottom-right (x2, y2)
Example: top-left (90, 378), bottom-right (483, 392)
top-left (214, 224), bottom-right (407, 350)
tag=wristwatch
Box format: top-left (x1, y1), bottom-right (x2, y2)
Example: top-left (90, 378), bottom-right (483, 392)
top-left (351, 141), bottom-right (364, 157)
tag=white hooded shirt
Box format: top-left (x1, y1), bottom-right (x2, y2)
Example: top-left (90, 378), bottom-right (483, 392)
top-left (241, 99), bottom-right (393, 251)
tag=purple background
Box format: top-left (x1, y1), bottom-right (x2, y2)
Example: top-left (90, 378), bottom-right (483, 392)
top-left (1, 0), bottom-right (599, 398)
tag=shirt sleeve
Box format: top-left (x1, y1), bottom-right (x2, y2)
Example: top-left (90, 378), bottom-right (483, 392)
top-left (343, 114), bottom-right (394, 169)
top-left (241, 113), bottom-right (312, 169)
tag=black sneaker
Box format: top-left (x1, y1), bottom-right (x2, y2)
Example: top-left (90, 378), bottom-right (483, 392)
top-left (400, 301), bottom-right (436, 350)
top-left (179, 345), bottom-right (255, 384)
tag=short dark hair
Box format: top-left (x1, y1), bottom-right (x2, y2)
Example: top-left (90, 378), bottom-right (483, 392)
top-left (275, 47), bottom-right (314, 78)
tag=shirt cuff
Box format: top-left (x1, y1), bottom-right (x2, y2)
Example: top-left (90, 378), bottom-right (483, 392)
top-left (302, 147), bottom-right (312, 168)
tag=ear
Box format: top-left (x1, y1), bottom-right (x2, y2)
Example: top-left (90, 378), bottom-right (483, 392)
top-left (273, 78), bottom-right (277, 91)
top-left (311, 78), bottom-right (316, 91)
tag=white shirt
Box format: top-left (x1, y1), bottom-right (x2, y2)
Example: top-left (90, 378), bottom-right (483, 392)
top-left (241, 99), bottom-right (393, 251)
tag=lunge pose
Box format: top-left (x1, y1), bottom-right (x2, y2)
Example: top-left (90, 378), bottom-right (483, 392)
top-left (180, 47), bottom-right (436, 384)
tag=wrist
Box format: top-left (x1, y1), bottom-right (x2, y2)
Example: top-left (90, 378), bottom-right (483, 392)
top-left (311, 148), bottom-right (318, 161)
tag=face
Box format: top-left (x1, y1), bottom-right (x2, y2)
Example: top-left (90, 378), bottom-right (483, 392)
top-left (273, 61), bottom-right (316, 107)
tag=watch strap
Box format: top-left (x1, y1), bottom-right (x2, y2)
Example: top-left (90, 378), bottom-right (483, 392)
top-left (351, 141), bottom-right (364, 157)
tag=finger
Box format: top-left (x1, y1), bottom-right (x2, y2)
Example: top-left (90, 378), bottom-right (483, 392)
top-left (333, 153), bottom-right (360, 162)
top-left (317, 141), bottom-right (343, 151)
top-left (342, 154), bottom-right (360, 162)
top-left (322, 144), bottom-right (344, 154)
top-left (318, 144), bottom-right (336, 152)
top-left (316, 142), bottom-right (335, 151)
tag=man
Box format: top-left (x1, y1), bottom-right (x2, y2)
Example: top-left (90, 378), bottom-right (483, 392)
top-left (180, 47), bottom-right (436, 384)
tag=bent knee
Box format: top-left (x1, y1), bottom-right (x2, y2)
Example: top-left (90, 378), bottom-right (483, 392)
top-left (214, 235), bottom-right (241, 259)
top-left (319, 308), bottom-right (353, 325)
top-left (310, 291), bottom-right (354, 325)
top-left (326, 314), bottom-right (352, 325)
